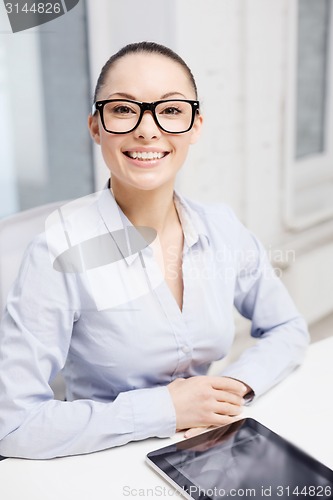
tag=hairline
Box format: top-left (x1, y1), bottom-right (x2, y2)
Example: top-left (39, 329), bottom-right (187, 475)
top-left (93, 43), bottom-right (198, 104)
top-left (96, 53), bottom-right (197, 102)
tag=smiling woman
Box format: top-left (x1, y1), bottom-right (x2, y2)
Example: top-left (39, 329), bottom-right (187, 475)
top-left (88, 46), bottom-right (202, 195)
top-left (0, 41), bottom-right (310, 459)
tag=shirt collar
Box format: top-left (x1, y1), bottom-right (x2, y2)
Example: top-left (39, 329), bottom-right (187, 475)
top-left (97, 183), bottom-right (209, 267)
top-left (97, 184), bottom-right (140, 266)
top-left (173, 190), bottom-right (210, 250)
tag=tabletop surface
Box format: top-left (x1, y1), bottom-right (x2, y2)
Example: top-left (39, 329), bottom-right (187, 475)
top-left (1, 336), bottom-right (332, 500)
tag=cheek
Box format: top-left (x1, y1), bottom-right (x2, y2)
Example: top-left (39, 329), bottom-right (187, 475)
top-left (100, 136), bottom-right (123, 159)
top-left (99, 139), bottom-right (123, 173)
top-left (173, 137), bottom-right (192, 159)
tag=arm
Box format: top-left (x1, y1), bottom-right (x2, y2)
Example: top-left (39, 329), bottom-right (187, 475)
top-left (0, 235), bottom-right (176, 459)
top-left (221, 219), bottom-right (310, 398)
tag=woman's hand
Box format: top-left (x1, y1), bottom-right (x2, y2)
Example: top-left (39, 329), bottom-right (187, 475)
top-left (167, 376), bottom-right (248, 435)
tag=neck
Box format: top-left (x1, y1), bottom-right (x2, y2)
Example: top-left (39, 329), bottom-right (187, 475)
top-left (110, 178), bottom-right (179, 234)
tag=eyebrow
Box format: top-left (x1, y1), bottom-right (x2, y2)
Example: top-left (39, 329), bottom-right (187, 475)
top-left (106, 91), bottom-right (187, 100)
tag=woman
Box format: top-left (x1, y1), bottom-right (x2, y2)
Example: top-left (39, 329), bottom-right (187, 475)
top-left (0, 42), bottom-right (309, 459)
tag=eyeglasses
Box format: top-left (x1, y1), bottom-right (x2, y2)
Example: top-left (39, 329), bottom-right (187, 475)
top-left (91, 99), bottom-right (200, 134)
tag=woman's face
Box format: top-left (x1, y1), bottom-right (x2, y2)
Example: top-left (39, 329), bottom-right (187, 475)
top-left (88, 53), bottom-right (203, 192)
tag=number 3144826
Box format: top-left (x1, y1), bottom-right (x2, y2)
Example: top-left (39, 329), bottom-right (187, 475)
top-left (5, 3), bottom-right (61, 14)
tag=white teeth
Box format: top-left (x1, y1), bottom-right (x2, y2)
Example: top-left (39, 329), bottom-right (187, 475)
top-left (127, 151), bottom-right (165, 160)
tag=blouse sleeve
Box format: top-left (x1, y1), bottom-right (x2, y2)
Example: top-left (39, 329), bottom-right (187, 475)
top-left (220, 212), bottom-right (310, 398)
top-left (0, 234), bottom-right (176, 459)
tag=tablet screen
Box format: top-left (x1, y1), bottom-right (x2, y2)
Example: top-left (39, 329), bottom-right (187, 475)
top-left (146, 418), bottom-right (333, 500)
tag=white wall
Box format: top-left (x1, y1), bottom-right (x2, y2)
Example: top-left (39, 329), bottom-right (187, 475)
top-left (86, 0), bottom-right (333, 327)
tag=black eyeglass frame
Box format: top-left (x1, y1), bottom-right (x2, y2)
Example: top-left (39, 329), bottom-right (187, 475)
top-left (91, 98), bottom-right (200, 134)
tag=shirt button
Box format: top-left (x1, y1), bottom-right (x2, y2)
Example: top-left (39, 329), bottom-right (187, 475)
top-left (181, 345), bottom-right (191, 354)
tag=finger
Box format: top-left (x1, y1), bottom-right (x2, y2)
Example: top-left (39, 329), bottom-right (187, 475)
top-left (213, 389), bottom-right (245, 406)
top-left (210, 376), bottom-right (248, 396)
top-left (184, 427), bottom-right (209, 439)
top-left (213, 400), bottom-right (244, 417)
top-left (209, 413), bottom-right (238, 427)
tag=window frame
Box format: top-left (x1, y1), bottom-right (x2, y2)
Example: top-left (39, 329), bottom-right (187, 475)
top-left (284, 0), bottom-right (333, 230)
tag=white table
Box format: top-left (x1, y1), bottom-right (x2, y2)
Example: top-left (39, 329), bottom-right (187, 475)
top-left (1, 337), bottom-right (332, 500)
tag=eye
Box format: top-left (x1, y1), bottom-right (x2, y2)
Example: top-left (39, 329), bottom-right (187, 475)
top-left (161, 106), bottom-right (182, 115)
top-left (104, 101), bottom-right (139, 117)
top-left (112, 105), bottom-right (136, 115)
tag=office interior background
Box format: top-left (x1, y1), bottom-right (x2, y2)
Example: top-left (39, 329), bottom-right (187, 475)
top-left (0, 0), bottom-right (332, 347)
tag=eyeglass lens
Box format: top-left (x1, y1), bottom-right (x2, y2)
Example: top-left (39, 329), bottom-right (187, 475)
top-left (102, 100), bottom-right (194, 133)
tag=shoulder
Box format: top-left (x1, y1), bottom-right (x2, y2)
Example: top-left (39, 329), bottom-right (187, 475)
top-left (18, 190), bottom-right (105, 280)
top-left (177, 194), bottom-right (264, 263)
top-left (177, 193), bottom-right (244, 241)
top-left (184, 196), bottom-right (238, 220)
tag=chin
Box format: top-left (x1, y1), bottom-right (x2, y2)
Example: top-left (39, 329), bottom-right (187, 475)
top-left (129, 174), bottom-right (175, 192)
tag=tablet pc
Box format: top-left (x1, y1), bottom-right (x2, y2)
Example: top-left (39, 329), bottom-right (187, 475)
top-left (146, 418), bottom-right (333, 500)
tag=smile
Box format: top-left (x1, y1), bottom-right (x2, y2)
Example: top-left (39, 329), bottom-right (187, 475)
top-left (124, 151), bottom-right (169, 160)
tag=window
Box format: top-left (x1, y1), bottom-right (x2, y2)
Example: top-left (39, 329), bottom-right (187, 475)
top-left (0, 0), bottom-right (94, 219)
top-left (284, 0), bottom-right (333, 229)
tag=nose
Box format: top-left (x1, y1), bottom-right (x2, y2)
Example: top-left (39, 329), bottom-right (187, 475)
top-left (134, 110), bottom-right (161, 140)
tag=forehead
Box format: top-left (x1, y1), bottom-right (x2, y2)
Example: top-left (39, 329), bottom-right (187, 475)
top-left (100, 53), bottom-right (195, 100)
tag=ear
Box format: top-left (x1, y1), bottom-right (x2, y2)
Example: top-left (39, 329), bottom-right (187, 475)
top-left (88, 114), bottom-right (101, 145)
top-left (189, 113), bottom-right (203, 145)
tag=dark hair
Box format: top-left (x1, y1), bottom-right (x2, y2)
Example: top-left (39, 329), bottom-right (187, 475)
top-left (93, 41), bottom-right (198, 103)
